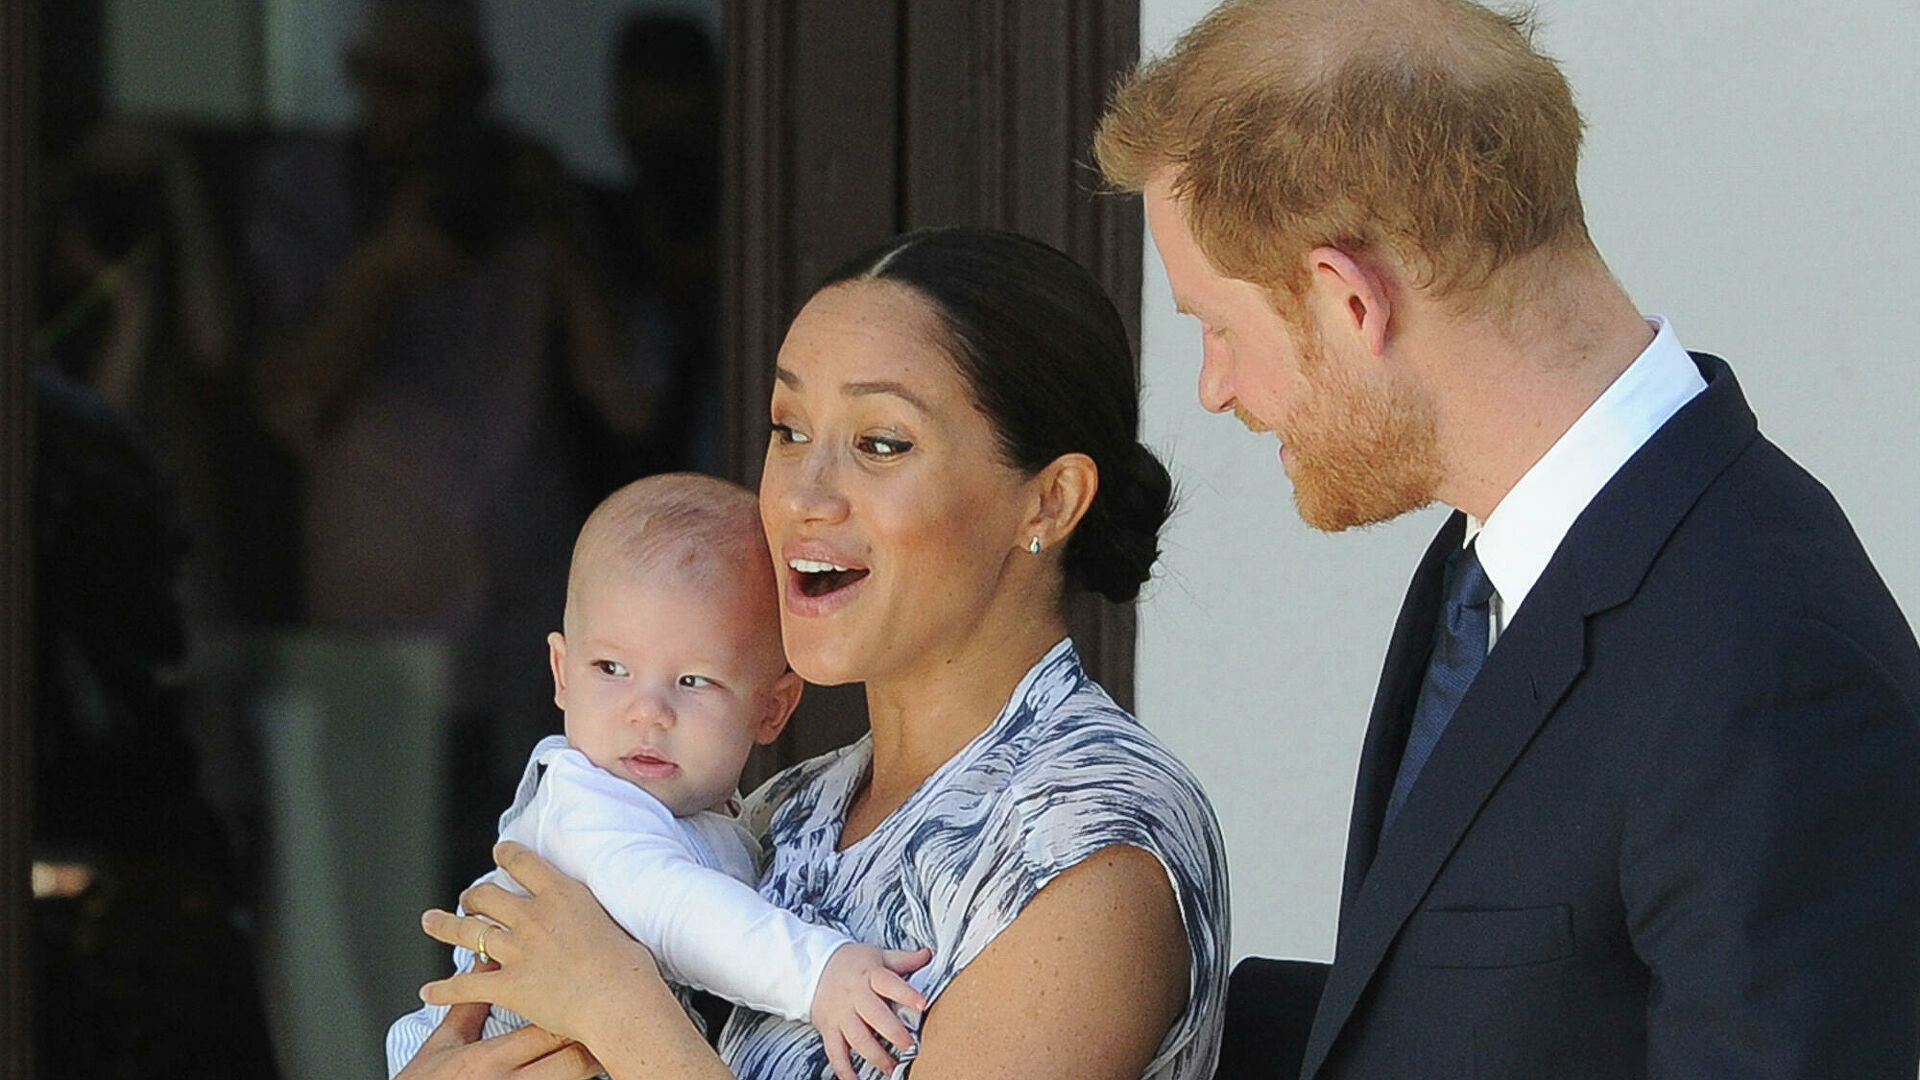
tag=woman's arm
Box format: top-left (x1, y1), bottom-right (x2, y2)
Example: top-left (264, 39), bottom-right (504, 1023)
top-left (415, 841), bottom-right (1191, 1080)
top-left (417, 842), bottom-right (734, 1080)
top-left (910, 843), bottom-right (1190, 1080)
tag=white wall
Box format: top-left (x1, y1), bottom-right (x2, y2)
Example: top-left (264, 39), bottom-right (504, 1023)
top-left (1133, 0), bottom-right (1920, 964)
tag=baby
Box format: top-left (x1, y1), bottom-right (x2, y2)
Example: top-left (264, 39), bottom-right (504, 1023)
top-left (387, 473), bottom-right (926, 1079)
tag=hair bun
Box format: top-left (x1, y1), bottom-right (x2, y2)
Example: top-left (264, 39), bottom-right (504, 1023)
top-left (1066, 440), bottom-right (1175, 604)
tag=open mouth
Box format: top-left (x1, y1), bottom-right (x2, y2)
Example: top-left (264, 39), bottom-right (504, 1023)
top-left (789, 558), bottom-right (870, 598)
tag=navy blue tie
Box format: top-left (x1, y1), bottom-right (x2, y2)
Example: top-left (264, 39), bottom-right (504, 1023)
top-left (1383, 542), bottom-right (1495, 831)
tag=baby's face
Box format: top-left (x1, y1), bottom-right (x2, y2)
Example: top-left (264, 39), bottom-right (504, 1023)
top-left (550, 563), bottom-right (797, 815)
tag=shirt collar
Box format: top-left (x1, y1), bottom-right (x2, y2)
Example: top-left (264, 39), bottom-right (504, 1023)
top-left (1467, 316), bottom-right (1706, 630)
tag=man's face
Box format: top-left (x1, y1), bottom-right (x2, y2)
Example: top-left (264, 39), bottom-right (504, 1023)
top-left (1143, 178), bottom-right (1441, 531)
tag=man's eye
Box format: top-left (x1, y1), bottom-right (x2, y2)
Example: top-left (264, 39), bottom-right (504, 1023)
top-left (594, 660), bottom-right (628, 677)
top-left (858, 435), bottom-right (912, 458)
top-left (677, 674), bottom-right (713, 688)
top-left (770, 423), bottom-right (810, 445)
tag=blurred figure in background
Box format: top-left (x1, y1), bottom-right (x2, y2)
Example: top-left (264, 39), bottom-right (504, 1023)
top-left (580, 11), bottom-right (724, 487)
top-left (31, 367), bottom-right (280, 1078)
top-left (37, 121), bottom-right (274, 628)
top-left (241, 0), bottom-right (647, 863)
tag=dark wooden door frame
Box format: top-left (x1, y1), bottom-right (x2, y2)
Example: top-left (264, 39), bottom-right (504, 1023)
top-left (721, 0), bottom-right (1144, 771)
top-left (1, 0), bottom-right (33, 1074)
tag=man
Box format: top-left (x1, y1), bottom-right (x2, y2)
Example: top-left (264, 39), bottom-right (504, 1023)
top-left (1097, 0), bottom-right (1920, 1076)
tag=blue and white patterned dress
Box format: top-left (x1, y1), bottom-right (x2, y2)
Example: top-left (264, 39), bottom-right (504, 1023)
top-left (717, 639), bottom-right (1229, 1080)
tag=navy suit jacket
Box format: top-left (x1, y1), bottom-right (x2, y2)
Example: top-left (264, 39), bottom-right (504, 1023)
top-left (1301, 356), bottom-right (1920, 1078)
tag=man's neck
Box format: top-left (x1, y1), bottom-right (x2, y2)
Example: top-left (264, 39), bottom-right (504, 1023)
top-left (1425, 269), bottom-right (1654, 521)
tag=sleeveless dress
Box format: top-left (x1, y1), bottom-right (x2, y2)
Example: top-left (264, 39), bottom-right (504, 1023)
top-left (717, 639), bottom-right (1230, 1080)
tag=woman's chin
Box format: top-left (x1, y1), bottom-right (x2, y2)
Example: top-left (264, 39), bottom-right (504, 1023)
top-left (781, 635), bottom-right (866, 688)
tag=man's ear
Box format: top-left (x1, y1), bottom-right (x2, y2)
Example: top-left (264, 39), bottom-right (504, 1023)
top-left (1021, 451), bottom-right (1099, 556)
top-left (1307, 245), bottom-right (1393, 357)
top-left (547, 631), bottom-right (569, 710)
top-left (755, 669), bottom-right (805, 745)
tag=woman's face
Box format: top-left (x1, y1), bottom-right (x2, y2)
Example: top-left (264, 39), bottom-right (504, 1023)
top-left (761, 281), bottom-right (1036, 688)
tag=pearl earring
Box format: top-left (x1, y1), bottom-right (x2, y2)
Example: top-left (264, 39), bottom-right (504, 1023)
top-left (1027, 537), bottom-right (1042, 555)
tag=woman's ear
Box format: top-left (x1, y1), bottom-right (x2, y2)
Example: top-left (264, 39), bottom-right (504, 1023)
top-left (547, 631), bottom-right (570, 710)
top-left (754, 670), bottom-right (806, 745)
top-left (1023, 452), bottom-right (1099, 554)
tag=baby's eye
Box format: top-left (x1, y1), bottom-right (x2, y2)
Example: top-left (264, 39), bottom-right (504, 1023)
top-left (677, 674), bottom-right (714, 689)
top-left (770, 423), bottom-right (810, 445)
top-left (857, 434), bottom-right (913, 459)
top-left (594, 660), bottom-right (628, 677)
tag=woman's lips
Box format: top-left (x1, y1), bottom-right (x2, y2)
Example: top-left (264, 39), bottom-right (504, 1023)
top-left (621, 753), bottom-right (678, 781)
top-left (784, 558), bottom-right (870, 616)
top-left (789, 557), bottom-right (871, 597)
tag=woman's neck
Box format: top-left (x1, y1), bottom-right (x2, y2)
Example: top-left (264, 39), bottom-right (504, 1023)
top-left (841, 608), bottom-right (1067, 846)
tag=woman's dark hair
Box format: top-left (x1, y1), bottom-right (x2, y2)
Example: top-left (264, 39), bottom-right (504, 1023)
top-left (819, 226), bottom-right (1174, 604)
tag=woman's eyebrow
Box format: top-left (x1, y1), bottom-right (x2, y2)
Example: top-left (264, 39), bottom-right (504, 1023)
top-left (843, 380), bottom-right (930, 413)
top-left (774, 367), bottom-right (930, 413)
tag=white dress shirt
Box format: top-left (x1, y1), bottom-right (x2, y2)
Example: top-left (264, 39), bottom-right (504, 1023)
top-left (1468, 316), bottom-right (1707, 643)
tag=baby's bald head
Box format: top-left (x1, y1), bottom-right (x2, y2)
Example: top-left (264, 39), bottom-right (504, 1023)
top-left (566, 473), bottom-right (778, 646)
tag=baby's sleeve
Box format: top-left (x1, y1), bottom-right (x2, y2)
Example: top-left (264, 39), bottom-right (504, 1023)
top-left (533, 753), bottom-right (854, 1022)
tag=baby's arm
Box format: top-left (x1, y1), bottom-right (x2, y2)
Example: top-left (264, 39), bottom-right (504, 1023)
top-left (534, 756), bottom-right (930, 1051)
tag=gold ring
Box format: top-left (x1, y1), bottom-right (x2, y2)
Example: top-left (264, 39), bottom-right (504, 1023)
top-left (475, 923), bottom-right (493, 965)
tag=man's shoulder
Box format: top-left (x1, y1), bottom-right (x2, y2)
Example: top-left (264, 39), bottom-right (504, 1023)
top-left (1583, 425), bottom-right (1920, 689)
top-left (1666, 431), bottom-right (1881, 607)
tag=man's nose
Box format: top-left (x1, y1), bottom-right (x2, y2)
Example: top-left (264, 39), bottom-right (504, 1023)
top-left (1197, 341), bottom-right (1234, 414)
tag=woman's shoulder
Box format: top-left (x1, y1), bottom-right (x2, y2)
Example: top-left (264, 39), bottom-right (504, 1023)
top-left (736, 737), bottom-right (870, 839)
top-left (979, 651), bottom-right (1223, 876)
top-left (1003, 663), bottom-right (1212, 810)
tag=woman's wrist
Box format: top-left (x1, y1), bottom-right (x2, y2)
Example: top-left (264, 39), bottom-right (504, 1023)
top-left (579, 966), bottom-right (733, 1080)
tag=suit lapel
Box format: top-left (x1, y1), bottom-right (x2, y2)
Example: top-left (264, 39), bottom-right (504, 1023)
top-left (1338, 515), bottom-right (1463, 917)
top-left (1303, 566), bottom-right (1589, 1076)
top-left (1300, 354), bottom-right (1761, 1079)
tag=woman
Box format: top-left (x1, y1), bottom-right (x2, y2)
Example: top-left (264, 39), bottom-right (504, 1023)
top-left (404, 227), bottom-right (1228, 1080)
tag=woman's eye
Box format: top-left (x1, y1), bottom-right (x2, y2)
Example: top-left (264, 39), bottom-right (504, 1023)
top-left (857, 435), bottom-right (913, 458)
top-left (594, 660), bottom-right (628, 677)
top-left (770, 423), bottom-right (810, 445)
top-left (677, 674), bottom-right (713, 689)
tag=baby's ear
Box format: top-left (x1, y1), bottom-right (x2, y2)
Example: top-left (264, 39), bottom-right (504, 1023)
top-left (547, 631), bottom-right (569, 710)
top-left (755, 670), bottom-right (805, 745)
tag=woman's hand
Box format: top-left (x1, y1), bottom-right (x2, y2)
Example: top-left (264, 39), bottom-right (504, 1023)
top-left (419, 842), bottom-right (673, 1048)
top-left (393, 998), bottom-right (601, 1080)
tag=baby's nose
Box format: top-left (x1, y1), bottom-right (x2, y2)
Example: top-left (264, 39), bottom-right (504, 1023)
top-left (630, 691), bottom-right (675, 728)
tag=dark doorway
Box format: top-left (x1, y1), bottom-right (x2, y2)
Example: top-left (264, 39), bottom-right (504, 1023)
top-left (0, 2), bottom-right (1141, 1076)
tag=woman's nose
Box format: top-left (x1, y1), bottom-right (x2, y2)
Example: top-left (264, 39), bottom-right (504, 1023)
top-left (777, 443), bottom-right (850, 524)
